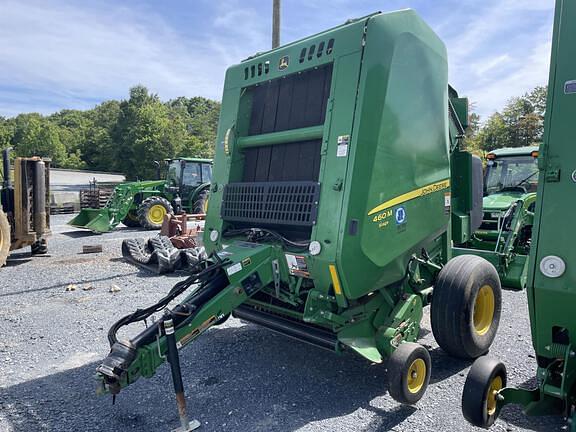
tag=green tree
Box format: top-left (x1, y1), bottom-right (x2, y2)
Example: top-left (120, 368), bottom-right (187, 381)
top-left (476, 86), bottom-right (547, 151)
top-left (12, 113), bottom-right (67, 165)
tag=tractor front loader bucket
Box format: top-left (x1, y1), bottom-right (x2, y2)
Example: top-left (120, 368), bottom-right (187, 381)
top-left (69, 183), bottom-right (137, 233)
top-left (68, 208), bottom-right (116, 233)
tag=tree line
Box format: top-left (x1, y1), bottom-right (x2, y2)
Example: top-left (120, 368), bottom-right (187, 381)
top-left (465, 86), bottom-right (547, 153)
top-left (0, 84), bottom-right (545, 179)
top-left (0, 85), bottom-right (221, 180)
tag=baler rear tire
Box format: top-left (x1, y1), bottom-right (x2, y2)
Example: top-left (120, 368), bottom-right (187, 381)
top-left (137, 197), bottom-right (173, 230)
top-left (387, 342), bottom-right (431, 405)
top-left (0, 210), bottom-right (10, 267)
top-left (462, 356), bottom-right (507, 428)
top-left (431, 255), bottom-right (502, 359)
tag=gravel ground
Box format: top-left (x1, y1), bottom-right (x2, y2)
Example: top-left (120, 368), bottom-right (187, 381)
top-left (0, 215), bottom-right (566, 432)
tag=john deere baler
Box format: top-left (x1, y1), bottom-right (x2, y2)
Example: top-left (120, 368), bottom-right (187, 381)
top-left (98, 10), bottom-right (501, 422)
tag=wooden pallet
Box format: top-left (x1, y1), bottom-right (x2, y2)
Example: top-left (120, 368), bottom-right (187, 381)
top-left (80, 188), bottom-right (114, 209)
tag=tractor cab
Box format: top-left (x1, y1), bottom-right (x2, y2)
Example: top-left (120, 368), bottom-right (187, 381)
top-left (165, 158), bottom-right (212, 214)
top-left (165, 158), bottom-right (212, 191)
top-left (484, 146), bottom-right (539, 211)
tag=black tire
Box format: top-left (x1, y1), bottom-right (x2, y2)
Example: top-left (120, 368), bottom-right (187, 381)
top-left (387, 342), bottom-right (431, 405)
top-left (31, 238), bottom-right (48, 255)
top-left (122, 210), bottom-right (141, 228)
top-left (462, 356), bottom-right (507, 428)
top-left (431, 255), bottom-right (502, 359)
top-left (0, 209), bottom-right (10, 267)
top-left (193, 190), bottom-right (209, 214)
top-left (137, 197), bottom-right (174, 230)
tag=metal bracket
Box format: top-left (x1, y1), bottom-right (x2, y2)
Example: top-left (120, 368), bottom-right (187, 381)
top-left (272, 259), bottom-right (280, 297)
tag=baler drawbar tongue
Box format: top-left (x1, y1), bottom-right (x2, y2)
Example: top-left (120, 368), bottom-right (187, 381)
top-left (96, 242), bottom-right (277, 395)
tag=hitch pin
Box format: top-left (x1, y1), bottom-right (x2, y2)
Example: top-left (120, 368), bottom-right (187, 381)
top-left (163, 312), bottom-right (200, 432)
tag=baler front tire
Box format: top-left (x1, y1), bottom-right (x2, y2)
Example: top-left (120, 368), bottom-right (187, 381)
top-left (462, 356), bottom-right (507, 428)
top-left (387, 342), bottom-right (431, 405)
top-left (431, 255), bottom-right (502, 359)
top-left (137, 197), bottom-right (173, 230)
top-left (0, 210), bottom-right (10, 267)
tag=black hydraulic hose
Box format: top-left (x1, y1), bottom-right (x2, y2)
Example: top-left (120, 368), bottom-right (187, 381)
top-left (131, 271), bottom-right (229, 347)
top-left (223, 227), bottom-right (310, 250)
top-left (107, 257), bottom-right (228, 346)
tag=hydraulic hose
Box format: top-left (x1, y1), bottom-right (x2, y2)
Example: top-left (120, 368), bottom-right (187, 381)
top-left (107, 255), bottom-right (229, 346)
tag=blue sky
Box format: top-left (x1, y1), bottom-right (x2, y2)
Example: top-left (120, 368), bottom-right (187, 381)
top-left (0, 0), bottom-right (554, 120)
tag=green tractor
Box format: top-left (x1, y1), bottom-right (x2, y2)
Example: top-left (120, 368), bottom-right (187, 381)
top-left (453, 146), bottom-right (539, 289)
top-left (69, 157), bottom-right (212, 233)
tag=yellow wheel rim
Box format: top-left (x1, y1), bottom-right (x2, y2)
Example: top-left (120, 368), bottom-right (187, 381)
top-left (407, 358), bottom-right (426, 394)
top-left (148, 204), bottom-right (167, 224)
top-left (203, 196), bottom-right (209, 214)
top-left (486, 375), bottom-right (503, 415)
top-left (0, 223), bottom-right (4, 250)
top-left (474, 285), bottom-right (495, 336)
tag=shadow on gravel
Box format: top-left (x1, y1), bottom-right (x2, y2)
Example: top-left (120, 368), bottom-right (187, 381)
top-left (0, 324), bottom-right (417, 432)
top-left (497, 376), bottom-right (566, 431)
top-left (60, 230), bottom-right (103, 238)
top-left (427, 347), bottom-right (472, 384)
top-left (0, 272), bottom-right (140, 298)
top-left (499, 404), bottom-right (565, 431)
top-left (5, 255), bottom-right (33, 267)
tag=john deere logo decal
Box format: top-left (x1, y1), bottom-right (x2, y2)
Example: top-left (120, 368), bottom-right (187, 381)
top-left (279, 56), bottom-right (289, 70)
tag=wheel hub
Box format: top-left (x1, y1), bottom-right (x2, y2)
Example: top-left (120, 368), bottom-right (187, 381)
top-left (148, 205), bottom-right (167, 224)
top-left (407, 358), bottom-right (426, 394)
top-left (486, 375), bottom-right (503, 415)
top-left (474, 285), bottom-right (495, 336)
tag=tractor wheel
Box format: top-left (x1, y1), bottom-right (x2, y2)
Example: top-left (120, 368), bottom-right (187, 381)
top-left (122, 210), bottom-right (141, 228)
top-left (31, 238), bottom-right (48, 255)
top-left (431, 255), bottom-right (502, 359)
top-left (137, 197), bottom-right (174, 230)
top-left (387, 342), bottom-right (431, 405)
top-left (462, 356), bottom-right (507, 428)
top-left (193, 190), bottom-right (209, 214)
top-left (0, 209), bottom-right (10, 267)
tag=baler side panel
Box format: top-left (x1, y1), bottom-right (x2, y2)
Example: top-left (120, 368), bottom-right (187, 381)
top-left (340, 11), bottom-right (451, 299)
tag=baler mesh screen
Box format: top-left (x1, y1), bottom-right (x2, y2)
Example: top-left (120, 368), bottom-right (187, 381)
top-left (221, 181), bottom-right (320, 226)
top-left (247, 63), bottom-right (333, 135)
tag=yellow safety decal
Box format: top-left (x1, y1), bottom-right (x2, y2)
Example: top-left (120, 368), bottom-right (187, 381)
top-left (367, 179), bottom-right (451, 216)
top-left (329, 264), bottom-right (343, 296)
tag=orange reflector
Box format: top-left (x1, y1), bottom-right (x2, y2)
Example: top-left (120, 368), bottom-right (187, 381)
top-left (531, 151), bottom-right (539, 158)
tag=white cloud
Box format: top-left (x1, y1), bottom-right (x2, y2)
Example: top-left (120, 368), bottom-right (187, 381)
top-left (0, 0), bottom-right (556, 120)
top-left (443, 0), bottom-right (554, 118)
top-left (0, 0), bottom-right (267, 116)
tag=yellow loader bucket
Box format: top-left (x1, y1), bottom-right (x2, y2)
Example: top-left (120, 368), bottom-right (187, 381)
top-left (68, 208), bottom-right (115, 233)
